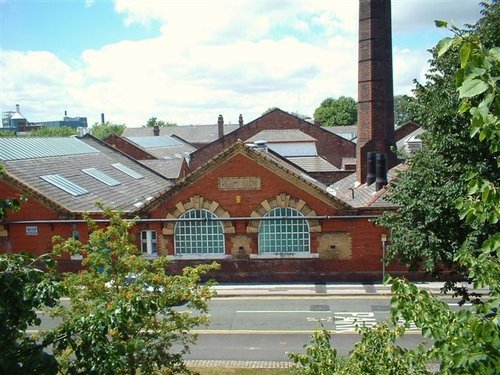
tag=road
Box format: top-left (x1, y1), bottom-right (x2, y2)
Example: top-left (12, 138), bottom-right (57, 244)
top-left (35, 295), bottom-right (469, 362)
top-left (179, 295), bottom-right (467, 361)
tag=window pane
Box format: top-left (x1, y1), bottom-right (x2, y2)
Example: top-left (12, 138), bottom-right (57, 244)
top-left (174, 209), bottom-right (225, 255)
top-left (258, 207), bottom-right (310, 254)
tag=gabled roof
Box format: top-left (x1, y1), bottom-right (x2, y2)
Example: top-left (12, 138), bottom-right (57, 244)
top-left (141, 140), bottom-right (352, 213)
top-left (188, 108), bottom-right (356, 170)
top-left (0, 136), bottom-right (172, 214)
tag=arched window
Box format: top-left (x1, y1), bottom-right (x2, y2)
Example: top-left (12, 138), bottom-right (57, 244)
top-left (174, 209), bottom-right (225, 255)
top-left (258, 207), bottom-right (310, 254)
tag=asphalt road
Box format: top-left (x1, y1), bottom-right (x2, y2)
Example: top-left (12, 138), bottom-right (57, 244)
top-left (179, 295), bottom-right (467, 361)
top-left (34, 295), bottom-right (469, 362)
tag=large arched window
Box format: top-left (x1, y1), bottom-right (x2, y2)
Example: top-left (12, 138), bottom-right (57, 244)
top-left (258, 207), bottom-right (310, 254)
top-left (174, 209), bottom-right (225, 255)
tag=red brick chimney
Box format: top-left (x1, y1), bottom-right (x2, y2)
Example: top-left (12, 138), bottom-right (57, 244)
top-left (218, 114), bottom-right (224, 138)
top-left (356, 0), bottom-right (395, 184)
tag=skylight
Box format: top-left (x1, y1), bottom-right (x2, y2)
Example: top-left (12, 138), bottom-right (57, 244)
top-left (40, 175), bottom-right (88, 196)
top-left (111, 163), bottom-right (144, 179)
top-left (82, 168), bottom-right (121, 186)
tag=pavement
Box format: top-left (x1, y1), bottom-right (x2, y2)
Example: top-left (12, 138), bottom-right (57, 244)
top-left (211, 281), bottom-right (487, 297)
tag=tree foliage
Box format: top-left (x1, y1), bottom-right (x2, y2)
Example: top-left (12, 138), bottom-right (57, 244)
top-left (377, 2), bottom-right (499, 276)
top-left (0, 253), bottom-right (62, 375)
top-left (291, 5), bottom-right (499, 373)
top-left (313, 96), bottom-right (357, 126)
top-left (394, 94), bottom-right (416, 126)
top-left (51, 210), bottom-right (219, 374)
top-left (145, 117), bottom-right (177, 127)
top-left (0, 130), bottom-right (16, 137)
top-left (91, 121), bottom-right (126, 140)
top-left (29, 126), bottom-right (78, 137)
top-left (291, 321), bottom-right (430, 375)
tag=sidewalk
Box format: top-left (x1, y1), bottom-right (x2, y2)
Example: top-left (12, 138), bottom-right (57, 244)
top-left (212, 281), bottom-right (487, 297)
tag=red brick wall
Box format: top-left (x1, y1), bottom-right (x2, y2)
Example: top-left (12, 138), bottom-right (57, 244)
top-left (103, 134), bottom-right (156, 160)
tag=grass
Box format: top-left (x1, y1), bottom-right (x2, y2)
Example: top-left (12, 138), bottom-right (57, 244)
top-left (188, 367), bottom-right (293, 375)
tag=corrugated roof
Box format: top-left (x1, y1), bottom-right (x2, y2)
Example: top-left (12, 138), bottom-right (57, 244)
top-left (0, 137), bottom-right (99, 161)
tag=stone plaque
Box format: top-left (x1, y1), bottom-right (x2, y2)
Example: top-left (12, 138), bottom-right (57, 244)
top-left (218, 177), bottom-right (261, 191)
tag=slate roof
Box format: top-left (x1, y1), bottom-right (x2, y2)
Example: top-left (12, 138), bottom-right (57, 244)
top-left (123, 135), bottom-right (196, 159)
top-left (122, 124), bottom-right (239, 144)
top-left (139, 159), bottom-right (185, 180)
top-left (0, 136), bottom-right (172, 214)
top-left (327, 164), bottom-right (407, 208)
top-left (323, 125), bottom-right (358, 140)
top-left (246, 129), bottom-right (316, 143)
top-left (287, 156), bottom-right (339, 172)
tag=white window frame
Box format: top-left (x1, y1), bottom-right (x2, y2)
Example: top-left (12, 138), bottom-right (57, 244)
top-left (140, 230), bottom-right (158, 257)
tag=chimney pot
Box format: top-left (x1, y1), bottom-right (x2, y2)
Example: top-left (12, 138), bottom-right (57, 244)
top-left (375, 153), bottom-right (388, 191)
top-left (153, 125), bottom-right (160, 136)
top-left (16, 104), bottom-right (20, 113)
top-left (101, 113), bottom-right (105, 124)
top-left (366, 151), bottom-right (377, 185)
top-left (239, 114), bottom-right (244, 127)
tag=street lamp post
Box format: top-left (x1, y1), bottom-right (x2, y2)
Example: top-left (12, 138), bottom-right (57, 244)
top-left (381, 234), bottom-right (387, 283)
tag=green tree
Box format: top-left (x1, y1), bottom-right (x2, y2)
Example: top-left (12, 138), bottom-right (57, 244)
top-left (145, 117), bottom-right (177, 127)
top-left (51, 209), bottom-right (219, 374)
top-left (0, 130), bottom-right (16, 137)
top-left (30, 126), bottom-right (77, 137)
top-left (394, 94), bottom-right (416, 126)
top-left (91, 121), bottom-right (126, 140)
top-left (0, 253), bottom-right (61, 375)
top-left (376, 1), bottom-right (498, 277)
top-left (313, 96), bottom-right (357, 126)
top-left (0, 165), bottom-right (61, 374)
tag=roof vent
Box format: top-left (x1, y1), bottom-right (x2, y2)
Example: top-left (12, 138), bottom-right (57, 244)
top-left (253, 140), bottom-right (268, 151)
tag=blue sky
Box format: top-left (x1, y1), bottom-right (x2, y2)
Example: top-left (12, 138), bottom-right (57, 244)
top-left (1, 0), bottom-right (483, 127)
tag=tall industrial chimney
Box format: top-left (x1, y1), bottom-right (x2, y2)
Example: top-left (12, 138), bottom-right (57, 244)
top-left (356, 0), bottom-right (395, 184)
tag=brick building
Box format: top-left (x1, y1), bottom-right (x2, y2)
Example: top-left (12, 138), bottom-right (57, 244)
top-left (0, 135), bottom-right (406, 281)
top-left (1, 0), bottom-right (420, 281)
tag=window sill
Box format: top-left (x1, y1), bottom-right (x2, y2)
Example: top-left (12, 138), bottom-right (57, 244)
top-left (170, 254), bottom-right (229, 260)
top-left (250, 253), bottom-right (319, 259)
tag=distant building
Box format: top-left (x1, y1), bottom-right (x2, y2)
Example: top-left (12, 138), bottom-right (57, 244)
top-left (1, 104), bottom-right (28, 132)
top-left (1, 105), bottom-right (88, 133)
top-left (33, 110), bottom-right (88, 129)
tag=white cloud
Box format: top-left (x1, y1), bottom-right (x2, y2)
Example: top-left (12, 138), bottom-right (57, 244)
top-left (0, 1), bottom-right (483, 127)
